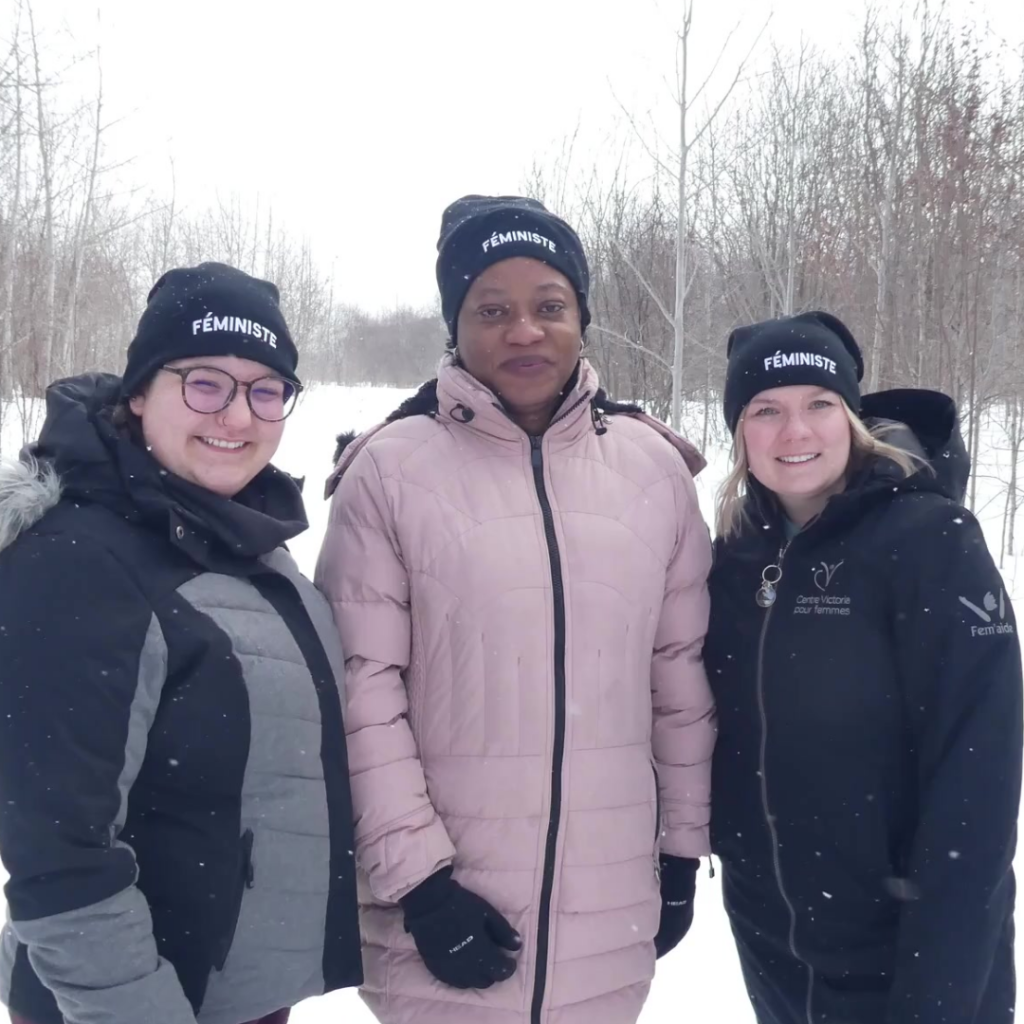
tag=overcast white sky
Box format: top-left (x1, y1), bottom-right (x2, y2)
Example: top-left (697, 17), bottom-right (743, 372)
top-left (9, 0), bottom-right (1023, 312)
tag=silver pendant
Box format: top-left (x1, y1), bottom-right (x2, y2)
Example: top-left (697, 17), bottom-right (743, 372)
top-left (756, 584), bottom-right (776, 608)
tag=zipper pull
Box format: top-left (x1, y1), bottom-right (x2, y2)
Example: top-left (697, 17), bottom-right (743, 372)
top-left (707, 856), bottom-right (716, 880)
top-left (756, 564), bottom-right (782, 608)
top-left (756, 543), bottom-right (788, 609)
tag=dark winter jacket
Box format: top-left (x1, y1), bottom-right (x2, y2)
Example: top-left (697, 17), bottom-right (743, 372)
top-left (706, 389), bottom-right (1022, 1024)
top-left (0, 374), bottom-right (362, 1024)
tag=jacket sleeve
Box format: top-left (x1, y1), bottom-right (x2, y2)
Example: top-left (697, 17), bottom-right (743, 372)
top-left (651, 466), bottom-right (717, 858)
top-left (315, 448), bottom-right (456, 902)
top-left (887, 501), bottom-right (1022, 1023)
top-left (0, 532), bottom-right (195, 1024)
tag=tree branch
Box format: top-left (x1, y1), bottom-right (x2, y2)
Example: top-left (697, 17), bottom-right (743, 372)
top-left (609, 83), bottom-right (681, 182)
top-left (611, 239), bottom-right (675, 327)
top-left (691, 15), bottom-right (773, 148)
top-left (590, 324), bottom-right (673, 371)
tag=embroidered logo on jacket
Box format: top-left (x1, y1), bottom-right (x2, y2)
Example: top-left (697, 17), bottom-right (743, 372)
top-left (959, 589), bottom-right (1015, 637)
top-left (794, 561), bottom-right (852, 616)
top-left (813, 560), bottom-right (844, 592)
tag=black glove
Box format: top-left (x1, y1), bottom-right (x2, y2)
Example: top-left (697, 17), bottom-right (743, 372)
top-left (400, 867), bottom-right (521, 989)
top-left (654, 855), bottom-right (699, 959)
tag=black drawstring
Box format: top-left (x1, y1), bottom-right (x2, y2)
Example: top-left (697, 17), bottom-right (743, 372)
top-left (591, 403), bottom-right (608, 435)
top-left (451, 403), bottom-right (475, 423)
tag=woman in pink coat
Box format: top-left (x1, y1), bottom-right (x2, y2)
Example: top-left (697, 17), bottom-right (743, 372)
top-left (315, 195), bottom-right (716, 1024)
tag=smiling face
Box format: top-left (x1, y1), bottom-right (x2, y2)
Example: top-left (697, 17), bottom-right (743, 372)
top-left (128, 355), bottom-right (286, 498)
top-left (741, 385), bottom-right (853, 525)
top-left (455, 257), bottom-right (582, 434)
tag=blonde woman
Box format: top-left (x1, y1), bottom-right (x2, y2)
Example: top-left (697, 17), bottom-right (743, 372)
top-left (704, 311), bottom-right (1021, 1024)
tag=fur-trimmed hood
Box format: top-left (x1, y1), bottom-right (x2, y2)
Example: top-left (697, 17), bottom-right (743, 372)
top-left (0, 456), bottom-right (62, 555)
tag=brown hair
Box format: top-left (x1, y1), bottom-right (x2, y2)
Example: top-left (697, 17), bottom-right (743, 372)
top-left (110, 398), bottom-right (146, 445)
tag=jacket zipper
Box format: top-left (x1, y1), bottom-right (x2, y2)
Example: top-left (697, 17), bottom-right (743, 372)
top-left (653, 763), bottom-right (661, 847)
top-left (755, 542), bottom-right (815, 1024)
top-left (551, 393), bottom-right (590, 426)
top-left (529, 434), bottom-right (568, 1024)
top-left (493, 391), bottom-right (592, 432)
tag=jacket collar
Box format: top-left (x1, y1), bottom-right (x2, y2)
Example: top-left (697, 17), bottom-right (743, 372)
top-left (324, 356), bottom-right (707, 496)
top-left (326, 357), bottom-right (602, 496)
top-left (434, 354), bottom-right (600, 447)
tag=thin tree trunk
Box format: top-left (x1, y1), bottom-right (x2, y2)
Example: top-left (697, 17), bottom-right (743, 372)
top-left (0, 6), bottom-right (26, 445)
top-left (670, 1), bottom-right (692, 432)
top-left (783, 47), bottom-right (805, 316)
top-left (870, 158), bottom-right (896, 392)
top-left (160, 158), bottom-right (177, 272)
top-left (967, 316), bottom-right (980, 513)
top-left (1005, 397), bottom-right (1019, 562)
top-left (701, 282), bottom-right (712, 452)
top-left (60, 44), bottom-right (104, 377)
top-left (28, 1), bottom-right (56, 388)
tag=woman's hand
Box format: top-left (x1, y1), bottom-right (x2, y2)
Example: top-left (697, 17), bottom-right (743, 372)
top-left (401, 868), bottom-right (521, 989)
top-left (654, 855), bottom-right (699, 958)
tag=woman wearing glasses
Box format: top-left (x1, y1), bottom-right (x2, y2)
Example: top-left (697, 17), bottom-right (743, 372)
top-left (0, 263), bottom-right (362, 1024)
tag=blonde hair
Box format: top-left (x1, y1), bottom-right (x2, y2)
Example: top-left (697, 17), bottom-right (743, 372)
top-left (715, 402), bottom-right (925, 539)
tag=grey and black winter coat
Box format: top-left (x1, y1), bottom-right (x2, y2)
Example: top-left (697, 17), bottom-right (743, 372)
top-left (0, 374), bottom-right (362, 1024)
top-left (706, 389), bottom-right (1022, 1024)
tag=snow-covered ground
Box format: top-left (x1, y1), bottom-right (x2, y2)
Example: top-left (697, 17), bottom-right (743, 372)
top-left (2, 381), bottom-right (1022, 1023)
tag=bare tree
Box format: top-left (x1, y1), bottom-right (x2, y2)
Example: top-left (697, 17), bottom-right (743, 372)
top-left (25, 0), bottom-right (57, 388)
top-left (617, 0), bottom-right (769, 428)
top-left (530, 1), bottom-right (1023, 530)
top-left (58, 26), bottom-right (104, 377)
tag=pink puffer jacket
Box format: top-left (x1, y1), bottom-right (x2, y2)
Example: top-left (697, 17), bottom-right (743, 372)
top-left (315, 358), bottom-right (716, 1024)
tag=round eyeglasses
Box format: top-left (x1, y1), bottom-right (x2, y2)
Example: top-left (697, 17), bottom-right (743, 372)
top-left (160, 366), bottom-right (303, 422)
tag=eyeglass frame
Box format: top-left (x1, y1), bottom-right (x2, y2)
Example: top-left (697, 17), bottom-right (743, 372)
top-left (159, 365), bottom-right (304, 422)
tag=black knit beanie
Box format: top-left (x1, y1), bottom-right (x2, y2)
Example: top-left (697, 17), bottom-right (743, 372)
top-left (723, 311), bottom-right (864, 434)
top-left (435, 195), bottom-right (591, 343)
top-left (122, 262), bottom-right (299, 396)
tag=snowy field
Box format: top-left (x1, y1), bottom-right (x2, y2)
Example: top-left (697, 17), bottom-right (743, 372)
top-left (2, 380), bottom-right (1023, 1023)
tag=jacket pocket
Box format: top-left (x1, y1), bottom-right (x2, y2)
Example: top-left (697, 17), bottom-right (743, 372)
top-left (214, 828), bottom-right (255, 972)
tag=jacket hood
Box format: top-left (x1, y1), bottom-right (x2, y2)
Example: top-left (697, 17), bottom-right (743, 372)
top-left (858, 387), bottom-right (968, 503)
top-left (0, 372), bottom-right (308, 567)
top-left (0, 457), bottom-right (62, 556)
top-left (325, 358), bottom-right (705, 498)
